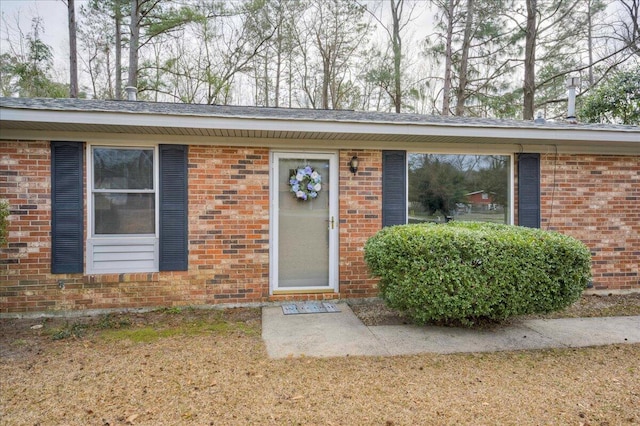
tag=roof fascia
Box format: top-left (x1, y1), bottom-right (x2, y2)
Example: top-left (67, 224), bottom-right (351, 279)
top-left (2, 128), bottom-right (638, 155)
top-left (1, 106), bottom-right (638, 144)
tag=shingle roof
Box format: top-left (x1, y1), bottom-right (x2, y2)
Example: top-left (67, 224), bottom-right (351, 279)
top-left (1, 97), bottom-right (638, 154)
top-left (2, 97), bottom-right (638, 131)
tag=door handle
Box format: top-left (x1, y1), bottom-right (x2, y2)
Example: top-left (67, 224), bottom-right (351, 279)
top-left (326, 216), bottom-right (335, 229)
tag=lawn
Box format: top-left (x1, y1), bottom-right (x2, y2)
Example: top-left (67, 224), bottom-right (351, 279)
top-left (1, 302), bottom-right (639, 425)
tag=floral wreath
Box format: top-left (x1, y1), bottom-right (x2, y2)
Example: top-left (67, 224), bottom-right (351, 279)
top-left (289, 165), bottom-right (322, 201)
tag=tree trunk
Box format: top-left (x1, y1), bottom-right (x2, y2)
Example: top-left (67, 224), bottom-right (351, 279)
top-left (587, 0), bottom-right (594, 86)
top-left (275, 24), bottom-right (281, 108)
top-left (288, 49), bottom-right (292, 108)
top-left (127, 0), bottom-right (140, 90)
top-left (68, 0), bottom-right (78, 98)
top-left (391, 0), bottom-right (402, 113)
top-left (455, 0), bottom-right (474, 116)
top-left (263, 53), bottom-right (269, 106)
top-left (620, 0), bottom-right (639, 55)
top-left (321, 47), bottom-right (330, 109)
top-left (115, 0), bottom-right (122, 99)
top-left (442, 0), bottom-right (455, 116)
top-left (523, 0), bottom-right (537, 120)
top-left (106, 46), bottom-right (113, 98)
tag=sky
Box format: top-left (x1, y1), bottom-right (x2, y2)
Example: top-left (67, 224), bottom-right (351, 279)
top-left (0, 0), bottom-right (89, 81)
top-left (1, 1), bottom-right (75, 46)
top-left (4, 0), bottom-right (629, 107)
top-left (0, 0), bottom-right (407, 65)
top-left (0, 0), bottom-right (419, 96)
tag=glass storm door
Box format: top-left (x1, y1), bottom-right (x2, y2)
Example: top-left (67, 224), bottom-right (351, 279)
top-left (271, 152), bottom-right (338, 293)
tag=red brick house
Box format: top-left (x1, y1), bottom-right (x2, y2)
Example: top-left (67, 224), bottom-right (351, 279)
top-left (1, 98), bottom-right (638, 315)
top-left (464, 191), bottom-right (497, 210)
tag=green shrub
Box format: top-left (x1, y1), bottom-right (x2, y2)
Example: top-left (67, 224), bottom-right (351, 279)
top-left (0, 199), bottom-right (9, 247)
top-left (364, 222), bottom-right (591, 325)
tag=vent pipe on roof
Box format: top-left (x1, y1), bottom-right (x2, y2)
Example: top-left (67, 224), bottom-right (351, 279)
top-left (566, 76), bottom-right (580, 124)
top-left (125, 86), bottom-right (138, 101)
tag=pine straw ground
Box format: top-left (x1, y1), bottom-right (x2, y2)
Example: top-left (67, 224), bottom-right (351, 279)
top-left (1, 294), bottom-right (639, 426)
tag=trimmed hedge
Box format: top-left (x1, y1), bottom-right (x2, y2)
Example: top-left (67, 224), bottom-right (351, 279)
top-left (364, 222), bottom-right (591, 325)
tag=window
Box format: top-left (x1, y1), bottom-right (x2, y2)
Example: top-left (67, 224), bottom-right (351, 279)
top-left (408, 153), bottom-right (511, 224)
top-left (52, 143), bottom-right (187, 275)
top-left (87, 146), bottom-right (159, 274)
top-left (92, 147), bottom-right (156, 235)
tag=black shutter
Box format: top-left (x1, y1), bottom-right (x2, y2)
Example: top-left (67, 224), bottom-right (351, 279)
top-left (159, 145), bottom-right (188, 271)
top-left (382, 150), bottom-right (407, 227)
top-left (51, 141), bottom-right (84, 274)
top-left (518, 153), bottom-right (540, 228)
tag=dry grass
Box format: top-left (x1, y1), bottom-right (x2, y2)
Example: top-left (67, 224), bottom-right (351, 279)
top-left (538, 293), bottom-right (640, 318)
top-left (351, 293), bottom-right (640, 326)
top-left (1, 297), bottom-right (639, 425)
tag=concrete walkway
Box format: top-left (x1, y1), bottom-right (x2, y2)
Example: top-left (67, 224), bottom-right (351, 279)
top-left (262, 303), bottom-right (640, 359)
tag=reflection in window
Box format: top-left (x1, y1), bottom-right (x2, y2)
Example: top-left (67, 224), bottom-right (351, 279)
top-left (94, 193), bottom-right (155, 234)
top-left (93, 148), bottom-right (153, 190)
top-left (92, 147), bottom-right (156, 235)
top-left (408, 154), bottom-right (510, 224)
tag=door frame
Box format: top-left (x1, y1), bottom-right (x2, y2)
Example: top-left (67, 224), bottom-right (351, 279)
top-left (269, 151), bottom-right (339, 294)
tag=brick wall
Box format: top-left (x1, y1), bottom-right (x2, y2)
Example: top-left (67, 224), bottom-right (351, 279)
top-left (539, 153), bottom-right (639, 291)
top-left (1, 141), bottom-right (55, 312)
top-left (187, 146), bottom-right (270, 303)
top-left (4, 141), bottom-right (636, 314)
top-left (338, 150), bottom-right (382, 298)
top-left (1, 142), bottom-right (274, 313)
top-left (1, 142), bottom-right (385, 314)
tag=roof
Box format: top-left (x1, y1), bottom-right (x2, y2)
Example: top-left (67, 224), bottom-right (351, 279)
top-left (465, 191), bottom-right (494, 196)
top-left (1, 97), bottom-right (638, 153)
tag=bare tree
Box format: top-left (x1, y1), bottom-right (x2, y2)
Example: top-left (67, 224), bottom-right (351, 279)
top-left (13, 0), bottom-right (637, 113)
top-left (294, 0), bottom-right (371, 109)
top-left (246, 0), bottom-right (302, 107)
top-left (454, 0), bottom-right (473, 115)
top-left (612, 0), bottom-right (640, 56)
top-left (80, 0), bottom-right (125, 99)
top-left (0, 16), bottom-right (67, 97)
top-left (441, 0), bottom-right (458, 115)
top-left (519, 0), bottom-right (630, 119)
top-left (100, 0), bottom-right (198, 97)
top-left (127, 0), bottom-right (140, 90)
top-left (425, 0), bottom-right (518, 117)
top-left (157, 1), bottom-right (276, 105)
top-left (390, 0), bottom-right (404, 112)
top-left (362, 0), bottom-right (419, 112)
top-left (63, 0), bottom-right (79, 97)
top-left (115, 0), bottom-right (122, 98)
top-left (587, 0), bottom-right (595, 86)
top-left (522, 0), bottom-right (537, 120)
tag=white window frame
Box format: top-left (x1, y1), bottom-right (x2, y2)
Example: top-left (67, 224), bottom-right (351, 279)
top-left (86, 144), bottom-right (160, 274)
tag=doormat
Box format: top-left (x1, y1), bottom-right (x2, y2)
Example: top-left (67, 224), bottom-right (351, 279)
top-left (282, 302), bottom-right (341, 315)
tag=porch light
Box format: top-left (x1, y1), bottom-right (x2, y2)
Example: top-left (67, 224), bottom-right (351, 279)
top-left (349, 156), bottom-right (359, 175)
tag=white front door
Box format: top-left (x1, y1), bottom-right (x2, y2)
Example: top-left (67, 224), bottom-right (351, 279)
top-left (270, 152), bottom-right (339, 293)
